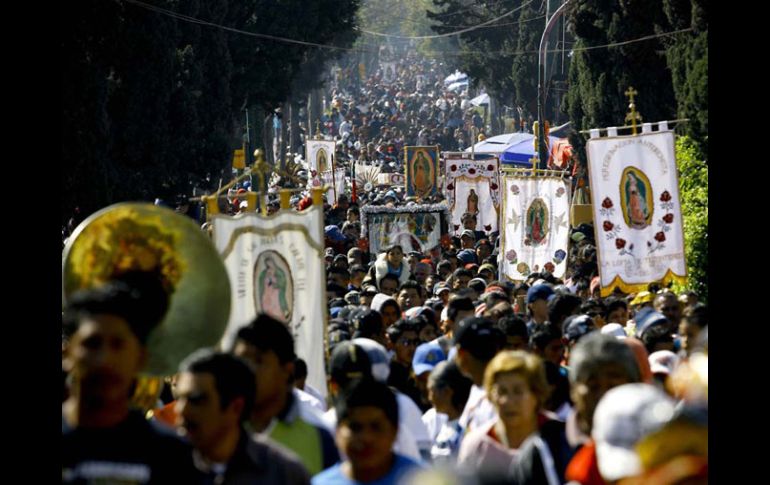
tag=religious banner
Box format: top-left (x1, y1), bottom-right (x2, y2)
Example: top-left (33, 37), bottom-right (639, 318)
top-left (501, 175), bottom-right (571, 281)
top-left (381, 61), bottom-right (397, 84)
top-left (320, 168), bottom-right (346, 205)
top-left (361, 203), bottom-right (448, 255)
top-left (404, 146), bottom-right (439, 198)
top-left (586, 129), bottom-right (686, 296)
top-left (444, 153), bottom-right (500, 235)
top-left (355, 163), bottom-right (381, 193)
top-left (376, 172), bottom-right (405, 187)
top-left (306, 140), bottom-right (336, 175)
top-left (212, 200), bottom-right (327, 398)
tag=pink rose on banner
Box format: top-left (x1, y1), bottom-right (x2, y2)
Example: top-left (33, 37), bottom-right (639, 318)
top-left (616, 238), bottom-right (626, 250)
top-left (655, 232), bottom-right (666, 242)
top-left (544, 262), bottom-right (555, 273)
top-left (663, 213), bottom-right (674, 223)
top-left (506, 249), bottom-right (518, 263)
top-left (556, 187), bottom-right (565, 197)
top-left (511, 185), bottom-right (520, 195)
top-left (603, 221), bottom-right (614, 232)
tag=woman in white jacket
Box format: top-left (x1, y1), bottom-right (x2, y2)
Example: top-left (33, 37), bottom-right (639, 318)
top-left (369, 244), bottom-right (412, 292)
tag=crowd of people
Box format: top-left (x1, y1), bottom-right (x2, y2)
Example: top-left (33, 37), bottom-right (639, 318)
top-left (62, 47), bottom-right (708, 484)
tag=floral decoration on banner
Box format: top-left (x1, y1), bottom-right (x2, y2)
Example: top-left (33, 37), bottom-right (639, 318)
top-left (600, 197), bottom-right (615, 216)
top-left (484, 224), bottom-right (492, 232)
top-left (506, 249), bottom-right (518, 264)
top-left (615, 237), bottom-right (635, 257)
top-left (553, 249), bottom-right (566, 264)
top-left (556, 187), bottom-right (565, 198)
top-left (648, 189), bottom-right (675, 254)
top-left (511, 185), bottom-right (520, 195)
top-left (544, 262), bottom-right (555, 273)
top-left (602, 219), bottom-right (621, 239)
top-left (516, 262), bottom-right (530, 276)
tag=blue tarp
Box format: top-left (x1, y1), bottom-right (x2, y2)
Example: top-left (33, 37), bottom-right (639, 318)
top-left (500, 134), bottom-right (561, 166)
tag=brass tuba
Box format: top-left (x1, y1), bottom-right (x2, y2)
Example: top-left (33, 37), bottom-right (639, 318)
top-left (62, 203), bottom-right (231, 409)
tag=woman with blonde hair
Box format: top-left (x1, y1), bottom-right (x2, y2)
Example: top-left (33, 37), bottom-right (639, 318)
top-left (457, 351), bottom-right (571, 483)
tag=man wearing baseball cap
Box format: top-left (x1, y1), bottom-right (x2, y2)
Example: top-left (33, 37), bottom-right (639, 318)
top-left (526, 283), bottom-right (555, 334)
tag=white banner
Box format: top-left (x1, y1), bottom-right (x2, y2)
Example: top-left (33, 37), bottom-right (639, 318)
top-left (444, 156), bottom-right (500, 235)
top-left (501, 176), bottom-right (571, 280)
top-left (212, 206), bottom-right (327, 398)
top-left (320, 168), bottom-right (346, 205)
top-left (306, 140), bottom-right (336, 175)
top-left (586, 130), bottom-right (686, 295)
top-left (362, 204), bottom-right (448, 255)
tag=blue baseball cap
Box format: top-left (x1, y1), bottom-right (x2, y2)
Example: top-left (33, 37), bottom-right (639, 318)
top-left (633, 307), bottom-right (669, 338)
top-left (527, 284), bottom-right (555, 304)
top-left (412, 342), bottom-right (447, 376)
top-left (457, 249), bottom-right (477, 264)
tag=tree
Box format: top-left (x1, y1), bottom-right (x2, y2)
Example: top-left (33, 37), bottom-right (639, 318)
top-left (674, 136), bottom-right (707, 303)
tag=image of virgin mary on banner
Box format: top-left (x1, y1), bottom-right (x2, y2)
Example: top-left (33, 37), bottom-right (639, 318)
top-left (306, 140), bottom-right (336, 175)
top-left (587, 128), bottom-right (686, 296)
top-left (444, 153), bottom-right (500, 235)
top-left (405, 146), bottom-right (439, 198)
top-left (501, 175), bottom-right (571, 281)
top-left (212, 197), bottom-right (328, 398)
top-left (361, 203), bottom-right (448, 255)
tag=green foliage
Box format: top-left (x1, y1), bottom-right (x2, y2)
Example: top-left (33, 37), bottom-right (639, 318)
top-left (675, 136), bottom-right (708, 303)
top-left (62, 0), bottom-right (359, 223)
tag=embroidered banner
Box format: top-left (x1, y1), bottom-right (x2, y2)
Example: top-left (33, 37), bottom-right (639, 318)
top-left (212, 205), bottom-right (327, 398)
top-left (444, 153), bottom-right (500, 235)
top-left (586, 130), bottom-right (686, 296)
top-left (319, 168), bottom-right (347, 205)
top-left (501, 175), bottom-right (571, 281)
top-left (404, 146), bottom-right (439, 199)
top-left (306, 140), bottom-right (336, 175)
top-left (361, 203), bottom-right (449, 255)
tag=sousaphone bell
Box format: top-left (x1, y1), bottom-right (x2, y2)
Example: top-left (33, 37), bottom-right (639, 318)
top-left (62, 203), bottom-right (231, 408)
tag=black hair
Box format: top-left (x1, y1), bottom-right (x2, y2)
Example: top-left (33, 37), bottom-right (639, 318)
top-left (468, 279), bottom-right (486, 295)
top-left (682, 303), bottom-right (707, 329)
top-left (179, 349), bottom-right (255, 421)
top-left (580, 299), bottom-right (607, 315)
top-left (530, 323), bottom-right (563, 351)
top-left (328, 266), bottom-right (350, 277)
top-left (352, 308), bottom-right (384, 338)
top-left (547, 293), bottom-right (583, 328)
top-left (429, 360), bottom-right (473, 411)
top-left (336, 378), bottom-right (399, 430)
top-left (293, 358), bottom-right (308, 380)
top-left (498, 315), bottom-right (529, 339)
top-left (543, 360), bottom-right (571, 412)
top-left (235, 313), bottom-right (296, 364)
top-left (640, 324), bottom-right (673, 354)
top-left (603, 296), bottom-right (628, 320)
top-left (436, 260), bottom-right (452, 275)
top-left (63, 272), bottom-right (168, 344)
top-left (379, 273), bottom-right (400, 289)
top-left (386, 317), bottom-right (421, 342)
top-left (398, 280), bottom-right (424, 298)
top-left (447, 295), bottom-right (475, 322)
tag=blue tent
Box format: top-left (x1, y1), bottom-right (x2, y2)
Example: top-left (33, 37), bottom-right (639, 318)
top-left (500, 134), bottom-right (561, 167)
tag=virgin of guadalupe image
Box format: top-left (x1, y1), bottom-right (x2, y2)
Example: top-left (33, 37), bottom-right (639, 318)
top-left (255, 254), bottom-right (292, 323)
top-left (526, 199), bottom-right (548, 245)
top-left (624, 171), bottom-right (649, 229)
top-left (466, 188), bottom-right (479, 215)
top-left (412, 151), bottom-right (433, 196)
top-left (317, 148), bottom-right (328, 173)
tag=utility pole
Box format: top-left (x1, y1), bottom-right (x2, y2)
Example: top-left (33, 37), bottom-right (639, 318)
top-left (537, 0), bottom-right (571, 167)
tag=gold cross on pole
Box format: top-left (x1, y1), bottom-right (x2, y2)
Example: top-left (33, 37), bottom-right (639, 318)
top-left (252, 149), bottom-right (272, 215)
top-left (624, 86), bottom-right (642, 135)
top-left (315, 119), bottom-right (322, 139)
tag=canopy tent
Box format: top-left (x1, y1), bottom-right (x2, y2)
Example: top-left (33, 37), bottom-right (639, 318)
top-left (465, 132), bottom-right (533, 155)
top-left (446, 80), bottom-right (469, 93)
top-left (500, 134), bottom-right (563, 166)
top-left (470, 93), bottom-right (490, 106)
top-left (444, 71), bottom-right (468, 86)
